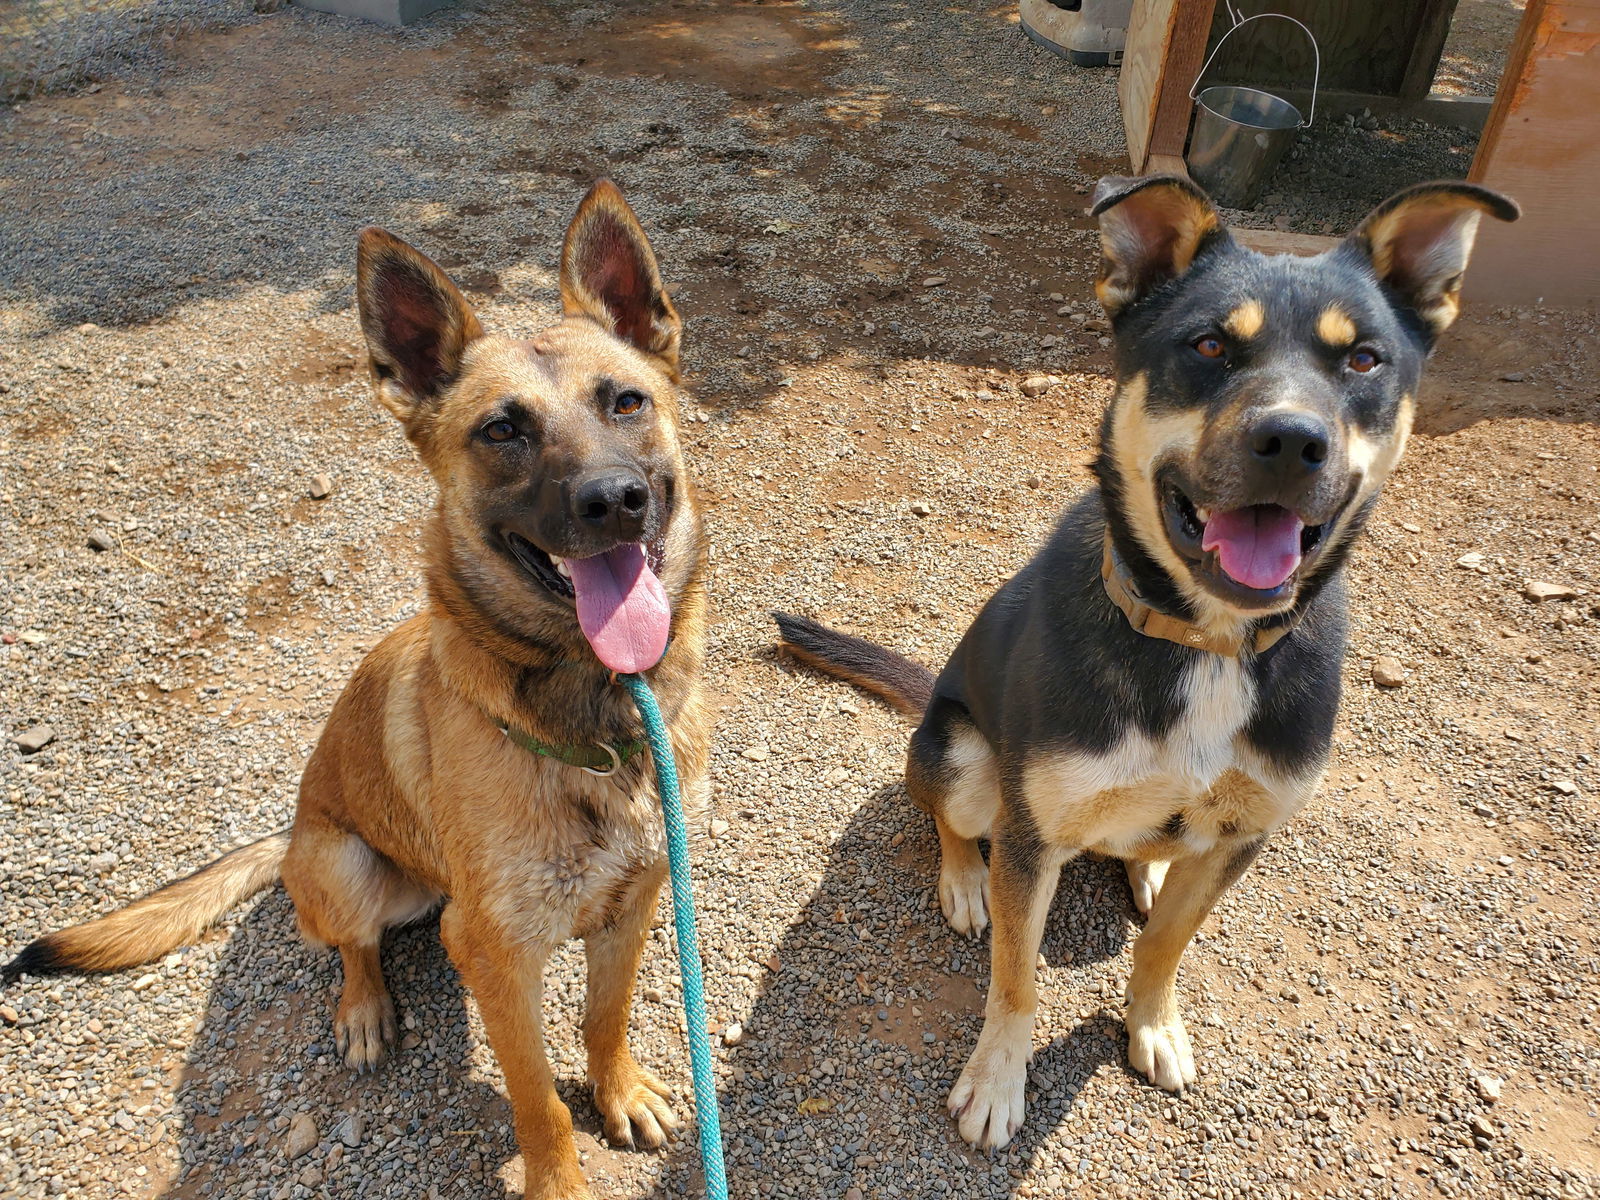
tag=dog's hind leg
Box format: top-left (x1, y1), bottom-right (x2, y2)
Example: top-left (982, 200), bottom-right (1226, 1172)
top-left (947, 804), bottom-right (1063, 1149)
top-left (582, 862), bottom-right (680, 1150)
top-left (1125, 858), bottom-right (1170, 917)
top-left (906, 701), bottom-right (999, 938)
top-left (282, 822), bottom-right (437, 1072)
top-left (1124, 837), bottom-right (1263, 1092)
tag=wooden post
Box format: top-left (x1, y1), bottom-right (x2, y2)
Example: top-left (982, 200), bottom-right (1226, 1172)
top-left (1120, 0), bottom-right (1217, 173)
top-left (1467, 0), bottom-right (1600, 306)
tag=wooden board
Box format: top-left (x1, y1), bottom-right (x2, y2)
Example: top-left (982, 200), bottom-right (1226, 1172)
top-left (1119, 0), bottom-right (1217, 172)
top-left (1467, 0), bottom-right (1600, 306)
top-left (1197, 0), bottom-right (1461, 98)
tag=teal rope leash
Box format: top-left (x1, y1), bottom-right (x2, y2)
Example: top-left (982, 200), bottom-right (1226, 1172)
top-left (620, 673), bottom-right (728, 1200)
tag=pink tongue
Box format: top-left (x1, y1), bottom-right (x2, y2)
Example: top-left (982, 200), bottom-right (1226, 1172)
top-left (564, 544), bottom-right (671, 674)
top-left (1201, 506), bottom-right (1305, 591)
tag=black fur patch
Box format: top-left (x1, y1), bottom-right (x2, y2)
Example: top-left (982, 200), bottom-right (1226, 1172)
top-left (3, 936), bottom-right (64, 982)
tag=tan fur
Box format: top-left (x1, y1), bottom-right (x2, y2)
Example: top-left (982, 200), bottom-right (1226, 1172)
top-left (1223, 299), bottom-right (1265, 340)
top-left (14, 183), bottom-right (707, 1200)
top-left (1315, 306), bottom-right (1357, 347)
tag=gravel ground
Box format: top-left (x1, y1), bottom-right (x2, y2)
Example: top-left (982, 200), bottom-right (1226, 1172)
top-left (3, 3), bottom-right (1599, 1199)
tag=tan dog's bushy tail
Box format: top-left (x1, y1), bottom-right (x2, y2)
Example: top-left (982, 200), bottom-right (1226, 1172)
top-left (3, 831), bottom-right (290, 980)
top-left (773, 612), bottom-right (935, 719)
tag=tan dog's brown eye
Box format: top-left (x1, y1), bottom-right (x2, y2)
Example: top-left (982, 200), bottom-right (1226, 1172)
top-left (1193, 335), bottom-right (1226, 360)
top-left (614, 391), bottom-right (647, 416)
top-left (484, 420), bottom-right (518, 442)
top-left (1347, 348), bottom-right (1379, 373)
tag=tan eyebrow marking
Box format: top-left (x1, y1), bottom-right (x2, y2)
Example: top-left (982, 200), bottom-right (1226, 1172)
top-left (1316, 306), bottom-right (1358, 347)
top-left (1223, 299), bottom-right (1265, 340)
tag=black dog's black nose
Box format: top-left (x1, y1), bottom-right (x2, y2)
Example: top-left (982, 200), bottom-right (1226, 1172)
top-left (570, 469), bottom-right (650, 539)
top-left (1248, 410), bottom-right (1329, 478)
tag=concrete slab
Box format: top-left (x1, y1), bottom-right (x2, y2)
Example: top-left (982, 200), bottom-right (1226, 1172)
top-left (293, 0), bottom-right (451, 27)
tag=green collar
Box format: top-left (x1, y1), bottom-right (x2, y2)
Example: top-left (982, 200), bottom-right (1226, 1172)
top-left (496, 720), bottom-right (646, 777)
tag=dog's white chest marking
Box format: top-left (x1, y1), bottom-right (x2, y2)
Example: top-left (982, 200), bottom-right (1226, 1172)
top-left (1023, 656), bottom-right (1317, 857)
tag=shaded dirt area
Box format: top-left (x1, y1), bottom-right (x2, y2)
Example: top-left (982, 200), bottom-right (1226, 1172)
top-left (1, 4), bottom-right (1598, 1200)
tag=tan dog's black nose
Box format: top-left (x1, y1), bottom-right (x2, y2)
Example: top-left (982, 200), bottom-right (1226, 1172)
top-left (571, 468), bottom-right (650, 540)
top-left (1248, 410), bottom-right (1329, 485)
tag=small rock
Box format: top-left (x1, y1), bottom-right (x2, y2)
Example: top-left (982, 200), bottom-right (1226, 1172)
top-left (19, 629), bottom-right (48, 645)
top-left (1399, 521), bottom-right (1422, 533)
top-left (134, 373), bottom-right (157, 388)
top-left (1550, 780), bottom-right (1578, 796)
top-left (285, 1112), bottom-right (318, 1159)
top-left (846, 1189), bottom-right (865, 1200)
top-left (87, 529), bottom-right (116, 552)
top-left (921, 276), bottom-right (946, 287)
top-left (909, 500), bottom-right (932, 517)
top-left (13, 725), bottom-right (56, 753)
top-left (1019, 375), bottom-right (1051, 397)
top-left (1523, 580), bottom-right (1578, 602)
top-left (0, 1004), bottom-right (19, 1025)
top-left (308, 473), bottom-right (334, 500)
top-left (741, 745), bottom-right (770, 762)
top-left (337, 1114), bottom-right (365, 1148)
top-left (1454, 552), bottom-right (1484, 569)
top-left (87, 851), bottom-right (118, 874)
top-left (1472, 803), bottom-right (1496, 819)
top-left (1468, 1114), bottom-right (1496, 1140)
top-left (1499, 371), bottom-right (1525, 383)
top-left (1371, 656), bottom-right (1407, 688)
top-left (1025, 476), bottom-right (1042, 489)
top-left (76, 322), bottom-right (98, 333)
top-left (722, 1022), bottom-right (744, 1046)
top-left (643, 987), bottom-right (664, 1003)
top-left (709, 819), bottom-right (730, 839)
top-left (320, 569), bottom-right (337, 587)
top-left (1473, 1075), bottom-right (1503, 1103)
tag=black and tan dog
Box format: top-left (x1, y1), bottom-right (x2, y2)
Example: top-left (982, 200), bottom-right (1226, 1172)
top-left (6, 182), bottom-right (707, 1200)
top-left (777, 175), bottom-right (1517, 1148)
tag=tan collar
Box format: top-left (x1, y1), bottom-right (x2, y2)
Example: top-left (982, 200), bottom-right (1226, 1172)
top-left (1101, 535), bottom-right (1293, 657)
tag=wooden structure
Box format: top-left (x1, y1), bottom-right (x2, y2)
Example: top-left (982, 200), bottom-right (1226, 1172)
top-left (1119, 0), bottom-right (1600, 306)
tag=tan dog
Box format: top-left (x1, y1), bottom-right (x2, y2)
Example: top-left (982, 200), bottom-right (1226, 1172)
top-left (5, 181), bottom-right (709, 1200)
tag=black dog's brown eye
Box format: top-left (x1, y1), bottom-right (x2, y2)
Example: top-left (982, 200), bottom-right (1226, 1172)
top-left (484, 420), bottom-right (517, 442)
top-left (1348, 349), bottom-right (1379, 373)
top-left (1193, 335), bottom-right (1226, 360)
top-left (614, 391), bottom-right (647, 416)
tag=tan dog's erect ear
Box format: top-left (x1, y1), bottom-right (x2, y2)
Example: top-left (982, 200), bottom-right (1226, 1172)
top-left (1347, 182), bottom-right (1519, 338)
top-left (355, 227), bottom-right (484, 426)
top-left (1090, 174), bottom-right (1227, 317)
top-left (560, 180), bottom-right (681, 379)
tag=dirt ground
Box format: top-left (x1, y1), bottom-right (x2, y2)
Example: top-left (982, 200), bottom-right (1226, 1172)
top-left (2, 3), bottom-right (1598, 1200)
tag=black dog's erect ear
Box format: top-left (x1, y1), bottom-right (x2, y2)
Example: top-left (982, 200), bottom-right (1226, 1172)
top-left (356, 227), bottom-right (484, 426)
top-left (560, 179), bottom-right (682, 380)
top-left (1090, 174), bottom-right (1229, 317)
top-left (1347, 182), bottom-right (1519, 338)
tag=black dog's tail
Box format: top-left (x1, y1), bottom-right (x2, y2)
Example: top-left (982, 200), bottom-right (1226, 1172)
top-left (773, 612), bottom-right (935, 720)
top-left (3, 831), bottom-right (290, 982)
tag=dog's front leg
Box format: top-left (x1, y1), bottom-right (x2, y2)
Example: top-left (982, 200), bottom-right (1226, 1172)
top-left (947, 810), bottom-right (1063, 1150)
top-left (1124, 837), bottom-right (1264, 1092)
top-left (439, 901), bottom-right (589, 1200)
top-left (583, 862), bottom-right (680, 1150)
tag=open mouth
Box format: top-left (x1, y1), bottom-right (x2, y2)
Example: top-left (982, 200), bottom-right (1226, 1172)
top-left (503, 531), bottom-right (672, 673)
top-left (1164, 482), bottom-right (1328, 600)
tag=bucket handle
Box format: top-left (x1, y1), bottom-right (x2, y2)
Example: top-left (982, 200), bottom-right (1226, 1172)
top-left (1188, 9), bottom-right (1320, 128)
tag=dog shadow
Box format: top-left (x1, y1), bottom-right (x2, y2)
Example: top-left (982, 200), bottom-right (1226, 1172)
top-left (712, 781), bottom-right (1142, 1199)
top-left (153, 891), bottom-right (529, 1199)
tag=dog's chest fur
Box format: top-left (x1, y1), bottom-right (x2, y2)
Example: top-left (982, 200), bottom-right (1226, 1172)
top-left (1021, 654), bottom-right (1318, 860)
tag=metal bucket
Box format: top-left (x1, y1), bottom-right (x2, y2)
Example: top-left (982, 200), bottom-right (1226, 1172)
top-left (1184, 13), bottom-right (1319, 209)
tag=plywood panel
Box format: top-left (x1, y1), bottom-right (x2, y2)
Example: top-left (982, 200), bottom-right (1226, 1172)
top-left (1468, 0), bottom-right (1600, 306)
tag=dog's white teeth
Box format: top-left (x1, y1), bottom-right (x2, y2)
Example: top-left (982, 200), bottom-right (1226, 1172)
top-left (1195, 506), bottom-right (1212, 524)
top-left (553, 557), bottom-right (571, 580)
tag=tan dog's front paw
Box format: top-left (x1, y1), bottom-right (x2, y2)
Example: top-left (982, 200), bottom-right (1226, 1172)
top-left (938, 861), bottom-right (991, 938)
top-left (591, 1061), bottom-right (680, 1149)
top-left (334, 991), bottom-right (397, 1073)
top-left (1127, 1011), bottom-right (1196, 1092)
top-left (947, 1013), bottom-right (1032, 1149)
